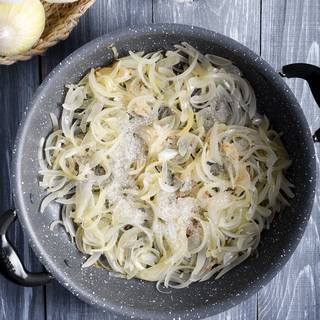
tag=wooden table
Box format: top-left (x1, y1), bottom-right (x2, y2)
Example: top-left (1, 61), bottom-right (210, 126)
top-left (0, 1), bottom-right (319, 319)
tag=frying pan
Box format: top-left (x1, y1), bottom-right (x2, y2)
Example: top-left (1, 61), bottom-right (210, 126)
top-left (0, 24), bottom-right (319, 320)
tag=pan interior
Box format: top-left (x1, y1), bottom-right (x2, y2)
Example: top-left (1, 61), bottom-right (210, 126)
top-left (13, 25), bottom-right (316, 320)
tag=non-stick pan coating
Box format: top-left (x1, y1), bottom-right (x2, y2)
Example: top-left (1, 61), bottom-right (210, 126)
top-left (12, 24), bottom-right (316, 320)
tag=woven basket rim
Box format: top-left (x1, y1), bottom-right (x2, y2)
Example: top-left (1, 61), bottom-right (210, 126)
top-left (0, 0), bottom-right (96, 65)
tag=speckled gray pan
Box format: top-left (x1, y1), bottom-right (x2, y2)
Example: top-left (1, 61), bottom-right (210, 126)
top-left (11, 24), bottom-right (316, 319)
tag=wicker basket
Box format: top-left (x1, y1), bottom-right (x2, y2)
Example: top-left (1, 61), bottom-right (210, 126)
top-left (0, 0), bottom-right (96, 65)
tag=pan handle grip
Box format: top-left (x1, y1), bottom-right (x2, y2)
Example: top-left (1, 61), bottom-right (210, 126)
top-left (0, 209), bottom-right (52, 286)
top-left (280, 63), bottom-right (320, 143)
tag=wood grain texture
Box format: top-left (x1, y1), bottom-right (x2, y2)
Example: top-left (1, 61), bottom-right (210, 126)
top-left (43, 1), bottom-right (152, 319)
top-left (153, 1), bottom-right (261, 319)
top-left (153, 0), bottom-right (261, 53)
top-left (41, 0), bottom-right (153, 78)
top-left (0, 60), bottom-right (45, 320)
top-left (258, 1), bottom-right (320, 320)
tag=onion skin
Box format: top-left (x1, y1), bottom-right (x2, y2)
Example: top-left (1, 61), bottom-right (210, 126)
top-left (0, 0), bottom-right (45, 56)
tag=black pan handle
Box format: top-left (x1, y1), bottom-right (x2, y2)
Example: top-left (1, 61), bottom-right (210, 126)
top-left (0, 210), bottom-right (52, 286)
top-left (280, 63), bottom-right (320, 143)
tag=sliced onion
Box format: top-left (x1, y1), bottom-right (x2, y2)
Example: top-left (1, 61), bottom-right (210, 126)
top-left (39, 42), bottom-right (293, 290)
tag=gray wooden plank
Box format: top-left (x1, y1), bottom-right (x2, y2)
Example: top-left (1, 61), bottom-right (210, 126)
top-left (0, 59), bottom-right (46, 320)
top-left (43, 1), bottom-right (152, 319)
top-left (153, 0), bottom-right (261, 53)
top-left (153, 1), bottom-right (261, 319)
top-left (41, 0), bottom-right (153, 78)
top-left (259, 1), bottom-right (320, 320)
